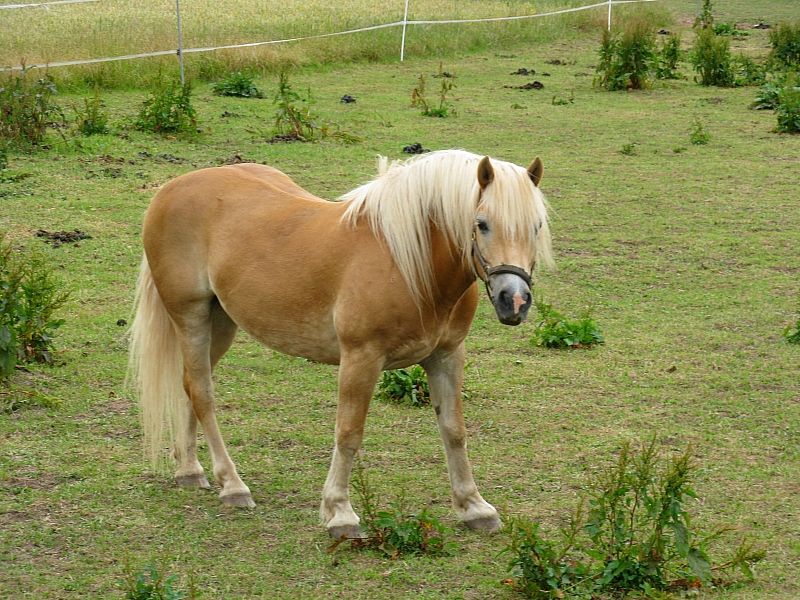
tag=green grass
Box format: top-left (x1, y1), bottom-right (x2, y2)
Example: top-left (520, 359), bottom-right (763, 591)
top-left (1, 2), bottom-right (799, 598)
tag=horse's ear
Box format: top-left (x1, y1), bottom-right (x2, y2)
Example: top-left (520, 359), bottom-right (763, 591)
top-left (477, 156), bottom-right (494, 190)
top-left (527, 156), bottom-right (544, 187)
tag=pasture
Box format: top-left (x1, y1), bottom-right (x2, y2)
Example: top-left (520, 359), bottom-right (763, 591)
top-left (1, 0), bottom-right (799, 598)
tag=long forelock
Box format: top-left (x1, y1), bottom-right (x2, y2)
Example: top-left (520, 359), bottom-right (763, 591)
top-left (338, 150), bottom-right (552, 303)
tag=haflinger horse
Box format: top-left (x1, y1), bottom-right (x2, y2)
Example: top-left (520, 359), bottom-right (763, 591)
top-left (129, 149), bottom-right (553, 539)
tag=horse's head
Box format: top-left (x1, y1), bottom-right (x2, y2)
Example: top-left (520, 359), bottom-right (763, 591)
top-left (471, 155), bottom-right (551, 326)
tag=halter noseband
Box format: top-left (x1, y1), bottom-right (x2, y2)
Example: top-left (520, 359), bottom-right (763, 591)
top-left (471, 223), bottom-right (533, 299)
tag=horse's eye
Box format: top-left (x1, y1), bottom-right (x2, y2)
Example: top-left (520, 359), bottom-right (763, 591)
top-left (477, 220), bottom-right (489, 234)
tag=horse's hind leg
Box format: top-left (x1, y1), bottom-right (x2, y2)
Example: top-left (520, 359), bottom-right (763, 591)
top-left (174, 299), bottom-right (238, 491)
top-left (173, 299), bottom-right (254, 507)
top-left (422, 345), bottom-right (501, 532)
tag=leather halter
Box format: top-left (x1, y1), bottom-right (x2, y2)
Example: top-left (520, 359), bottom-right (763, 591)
top-left (471, 222), bottom-right (533, 300)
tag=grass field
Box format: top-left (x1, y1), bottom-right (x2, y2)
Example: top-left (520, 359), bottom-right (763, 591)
top-left (1, 0), bottom-right (799, 598)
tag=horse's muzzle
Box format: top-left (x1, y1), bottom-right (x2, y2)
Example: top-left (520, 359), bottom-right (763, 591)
top-left (489, 272), bottom-right (532, 326)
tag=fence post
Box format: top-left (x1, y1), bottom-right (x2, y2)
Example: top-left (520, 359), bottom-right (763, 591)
top-left (176, 0), bottom-right (185, 85)
top-left (607, 0), bottom-right (612, 31)
top-left (400, 0), bottom-right (410, 61)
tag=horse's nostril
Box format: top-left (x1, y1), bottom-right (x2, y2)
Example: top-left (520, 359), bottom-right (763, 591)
top-left (498, 290), bottom-right (510, 307)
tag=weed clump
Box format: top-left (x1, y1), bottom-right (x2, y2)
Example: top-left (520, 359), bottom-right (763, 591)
top-left (74, 88), bottom-right (109, 136)
top-left (135, 79), bottom-right (197, 135)
top-left (211, 72), bottom-right (263, 98)
top-left (0, 234), bottom-right (69, 379)
top-left (330, 461), bottom-right (454, 558)
top-left (595, 18), bottom-right (657, 91)
top-left (502, 436), bottom-right (766, 598)
top-left (0, 70), bottom-right (61, 149)
top-left (769, 21), bottom-right (800, 68)
top-left (411, 64), bottom-right (456, 117)
top-left (119, 555), bottom-right (197, 600)
top-left (784, 312), bottom-right (800, 343)
top-left (690, 118), bottom-right (710, 144)
top-left (532, 301), bottom-right (604, 349)
top-left (375, 365), bottom-right (430, 407)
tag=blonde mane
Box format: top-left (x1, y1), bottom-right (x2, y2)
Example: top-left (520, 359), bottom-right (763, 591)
top-left (339, 150), bottom-right (553, 303)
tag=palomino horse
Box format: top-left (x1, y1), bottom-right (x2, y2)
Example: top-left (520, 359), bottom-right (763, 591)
top-left (129, 150), bottom-right (553, 538)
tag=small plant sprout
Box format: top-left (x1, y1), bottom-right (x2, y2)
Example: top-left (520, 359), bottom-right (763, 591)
top-left (74, 88), bottom-right (109, 136)
top-left (135, 78), bottom-right (197, 135)
top-left (119, 555), bottom-right (197, 600)
top-left (620, 142), bottom-right (637, 155)
top-left (690, 118), bottom-right (710, 144)
top-left (411, 63), bottom-right (456, 117)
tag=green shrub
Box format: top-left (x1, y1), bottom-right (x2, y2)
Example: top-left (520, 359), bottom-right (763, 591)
top-left (74, 88), bottom-right (109, 136)
top-left (501, 436), bottom-right (766, 598)
top-left (211, 72), bottom-right (263, 98)
top-left (0, 70), bottom-right (61, 149)
top-left (375, 365), bottom-right (430, 407)
top-left (0, 235), bottom-right (69, 379)
top-left (656, 33), bottom-right (682, 79)
top-left (532, 301), bottom-right (604, 349)
top-left (784, 312), bottom-right (800, 343)
top-left (775, 72), bottom-right (800, 133)
top-left (713, 22), bottom-right (747, 37)
top-left (0, 388), bottom-right (62, 414)
top-left (751, 76), bottom-right (786, 110)
top-left (595, 18), bottom-right (657, 91)
top-left (734, 54), bottom-right (768, 86)
top-left (769, 21), bottom-right (800, 68)
top-left (691, 27), bottom-right (735, 87)
top-left (331, 461), bottom-right (454, 557)
top-left (135, 79), bottom-right (197, 134)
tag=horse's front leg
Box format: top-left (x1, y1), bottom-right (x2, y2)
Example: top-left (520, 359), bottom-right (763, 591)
top-left (320, 349), bottom-right (383, 539)
top-left (422, 345), bottom-right (501, 532)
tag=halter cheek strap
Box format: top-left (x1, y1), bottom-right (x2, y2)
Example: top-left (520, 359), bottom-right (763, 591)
top-left (471, 224), bottom-right (533, 299)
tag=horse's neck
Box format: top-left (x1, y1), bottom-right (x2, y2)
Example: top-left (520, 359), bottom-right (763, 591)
top-left (428, 226), bottom-right (476, 308)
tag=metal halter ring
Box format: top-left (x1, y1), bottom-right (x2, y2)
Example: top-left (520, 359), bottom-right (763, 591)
top-left (471, 223), bottom-right (533, 299)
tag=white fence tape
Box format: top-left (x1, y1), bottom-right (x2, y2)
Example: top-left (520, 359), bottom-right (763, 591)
top-left (1, 0), bottom-right (98, 10)
top-left (3, 0), bottom-right (659, 72)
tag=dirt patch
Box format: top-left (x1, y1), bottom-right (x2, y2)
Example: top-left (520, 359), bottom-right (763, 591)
top-left (545, 58), bottom-right (576, 66)
top-left (35, 229), bottom-right (92, 247)
top-left (269, 133), bottom-right (302, 143)
top-left (221, 111), bottom-right (242, 118)
top-left (510, 68), bottom-right (535, 76)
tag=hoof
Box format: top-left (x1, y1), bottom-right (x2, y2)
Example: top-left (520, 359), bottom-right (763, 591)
top-left (327, 524), bottom-right (363, 540)
top-left (175, 473), bottom-right (211, 489)
top-left (220, 492), bottom-right (256, 508)
top-left (464, 515), bottom-right (502, 533)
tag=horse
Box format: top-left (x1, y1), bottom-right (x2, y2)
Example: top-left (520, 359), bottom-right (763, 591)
top-left (128, 149), bottom-right (553, 538)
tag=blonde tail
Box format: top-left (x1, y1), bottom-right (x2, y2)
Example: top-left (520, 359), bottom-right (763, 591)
top-left (127, 255), bottom-right (187, 471)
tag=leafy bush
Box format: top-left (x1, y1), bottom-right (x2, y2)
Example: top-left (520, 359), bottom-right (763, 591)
top-left (532, 301), bottom-right (604, 349)
top-left (595, 18), bottom-right (657, 91)
top-left (119, 556), bottom-right (196, 600)
top-left (784, 312), bottom-right (800, 343)
top-left (656, 33), bottom-right (682, 80)
top-left (411, 63), bottom-right (456, 117)
top-left (502, 436), bottom-right (766, 598)
top-left (330, 461), bottom-right (454, 557)
top-left (0, 70), bottom-right (61, 149)
top-left (693, 0), bottom-right (714, 30)
top-left (0, 388), bottom-right (62, 414)
top-left (690, 117), bottom-right (710, 145)
top-left (74, 88), bottom-right (109, 136)
top-left (0, 234), bottom-right (69, 379)
top-left (211, 72), bottom-right (263, 98)
top-left (751, 76), bottom-right (786, 110)
top-left (135, 79), bottom-right (197, 134)
top-left (775, 72), bottom-right (800, 133)
top-left (375, 365), bottom-right (430, 407)
top-left (713, 22), bottom-right (747, 37)
top-left (691, 28), bottom-right (735, 87)
top-left (769, 21), bottom-right (800, 68)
